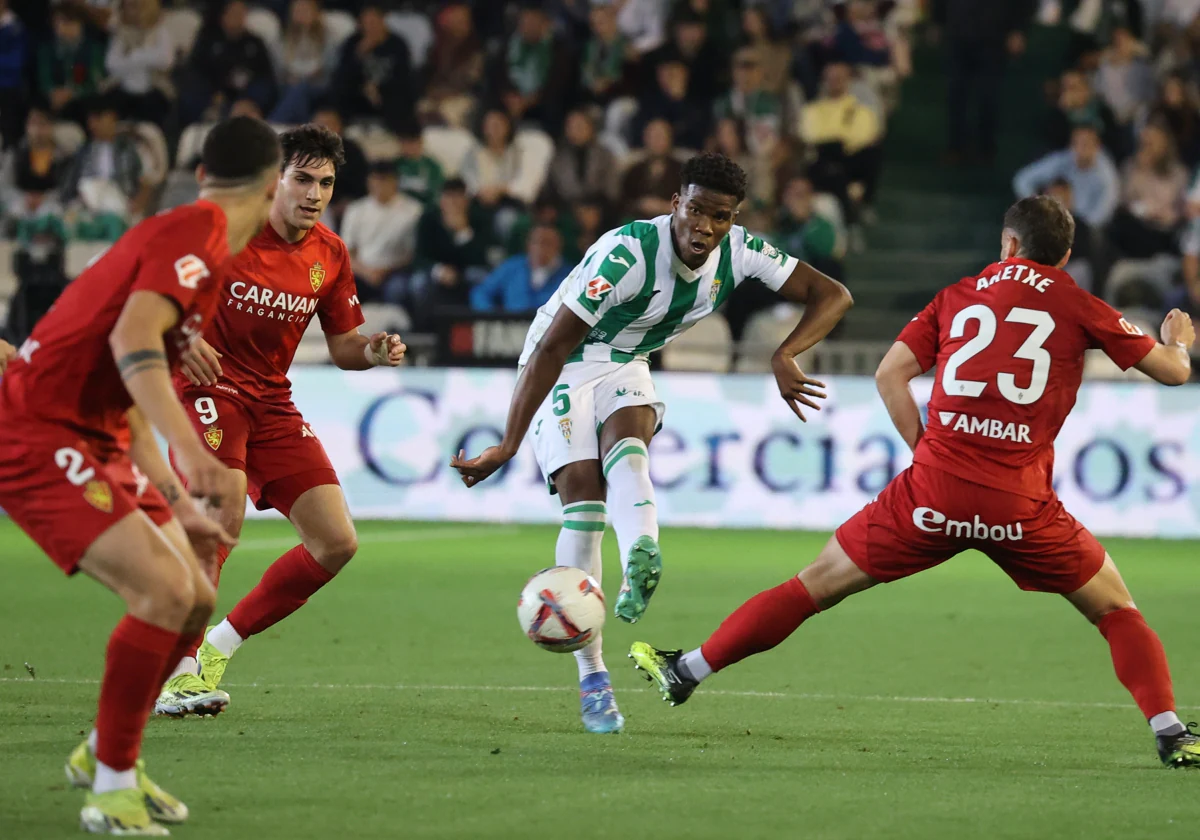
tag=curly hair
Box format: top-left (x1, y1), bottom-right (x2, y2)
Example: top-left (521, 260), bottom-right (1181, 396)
top-left (680, 152), bottom-right (747, 203)
top-left (279, 124), bottom-right (346, 173)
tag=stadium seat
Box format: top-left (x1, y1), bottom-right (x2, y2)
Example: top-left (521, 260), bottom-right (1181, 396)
top-left (175, 122), bottom-right (211, 171)
top-left (384, 11), bottom-right (433, 67)
top-left (343, 123), bottom-right (401, 162)
top-left (510, 129), bottom-right (555, 205)
top-left (735, 306), bottom-right (811, 373)
top-left (66, 241), bottom-right (110, 278)
top-left (129, 122), bottom-right (169, 189)
top-left (245, 6), bottom-right (282, 52)
top-left (0, 241), bottom-right (15, 297)
top-left (661, 313), bottom-right (733, 373)
top-left (421, 125), bottom-right (477, 177)
top-left (360, 302), bottom-right (411, 337)
top-left (322, 10), bottom-right (357, 51)
top-left (1104, 256), bottom-right (1180, 309)
top-left (161, 8), bottom-right (202, 59)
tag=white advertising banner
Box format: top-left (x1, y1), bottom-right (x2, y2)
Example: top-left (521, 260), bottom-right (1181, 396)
top-left (276, 368), bottom-right (1199, 538)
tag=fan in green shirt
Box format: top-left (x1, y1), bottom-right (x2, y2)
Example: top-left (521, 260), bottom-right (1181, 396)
top-left (395, 124), bottom-right (444, 207)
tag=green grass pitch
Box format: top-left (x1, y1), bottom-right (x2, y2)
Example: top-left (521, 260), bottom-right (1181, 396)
top-left (2, 518), bottom-right (1199, 839)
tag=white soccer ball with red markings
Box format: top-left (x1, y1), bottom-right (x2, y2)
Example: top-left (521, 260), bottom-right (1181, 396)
top-left (517, 566), bottom-right (606, 653)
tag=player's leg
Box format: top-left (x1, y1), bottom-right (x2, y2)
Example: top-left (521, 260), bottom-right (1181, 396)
top-left (1063, 554), bottom-right (1199, 767)
top-left (598, 404), bottom-right (661, 624)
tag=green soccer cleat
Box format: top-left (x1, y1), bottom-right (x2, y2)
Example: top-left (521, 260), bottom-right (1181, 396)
top-left (628, 641), bottom-right (698, 707)
top-left (153, 673), bottom-right (230, 718)
top-left (80, 789), bottom-right (170, 836)
top-left (197, 630), bottom-right (231, 690)
top-left (1158, 724), bottom-right (1200, 768)
top-left (67, 741), bottom-right (188, 826)
top-left (614, 536), bottom-right (662, 624)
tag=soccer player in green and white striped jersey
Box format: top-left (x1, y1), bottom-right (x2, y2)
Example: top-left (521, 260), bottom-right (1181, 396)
top-left (452, 153), bottom-right (853, 734)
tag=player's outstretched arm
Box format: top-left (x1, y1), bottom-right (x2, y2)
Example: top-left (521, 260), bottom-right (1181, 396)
top-left (876, 341), bottom-right (927, 452)
top-left (451, 307), bottom-right (592, 487)
top-left (326, 328), bottom-right (407, 370)
top-left (1134, 309), bottom-right (1194, 386)
top-left (771, 262), bottom-right (854, 420)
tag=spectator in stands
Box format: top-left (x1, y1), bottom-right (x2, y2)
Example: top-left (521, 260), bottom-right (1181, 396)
top-left (645, 7), bottom-right (721, 104)
top-left (933, 0), bottom-right (1034, 164)
top-left (0, 0), bottom-right (28, 150)
top-left (1093, 27), bottom-right (1154, 153)
top-left (395, 121), bottom-right (443, 207)
top-left (269, 0), bottom-right (340, 125)
top-left (1175, 170), bottom-right (1200, 316)
top-left (834, 0), bottom-right (896, 102)
top-left (738, 5), bottom-right (790, 96)
top-left (312, 105), bottom-right (368, 216)
top-left (61, 95), bottom-right (149, 239)
top-left (182, 0), bottom-right (276, 125)
top-left (709, 117), bottom-right (772, 229)
top-left (462, 109), bottom-right (521, 211)
top-left (1043, 177), bottom-right (1096, 292)
top-left (341, 161), bottom-right (423, 303)
top-left (580, 1), bottom-right (631, 108)
top-left (620, 118), bottom-right (682, 219)
top-left (1148, 72), bottom-right (1200, 168)
top-left (571, 193), bottom-right (607, 256)
top-left (470, 223), bottom-right (569, 313)
top-left (1066, 0), bottom-right (1143, 63)
top-left (1108, 121), bottom-right (1188, 259)
top-left (5, 215), bottom-right (70, 346)
top-left (1045, 69), bottom-right (1117, 154)
top-left (419, 1), bottom-right (482, 128)
top-left (330, 3), bottom-right (413, 127)
top-left (4, 107), bottom-right (71, 225)
top-left (1013, 124), bottom-right (1120, 228)
top-left (412, 177), bottom-right (495, 317)
top-left (37, 5), bottom-right (105, 125)
top-left (716, 48), bottom-right (785, 157)
top-left (613, 0), bottom-right (668, 60)
top-left (632, 60), bottom-right (708, 151)
top-left (772, 174), bottom-right (840, 275)
top-left (106, 0), bottom-right (175, 127)
top-left (546, 108), bottom-right (618, 209)
top-left (801, 61), bottom-right (882, 224)
top-left (499, 2), bottom-right (571, 135)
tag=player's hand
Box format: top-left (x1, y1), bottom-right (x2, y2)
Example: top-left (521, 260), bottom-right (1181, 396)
top-left (366, 332), bottom-right (406, 367)
top-left (0, 339), bottom-right (16, 375)
top-left (181, 336), bottom-right (223, 386)
top-left (451, 445), bottom-right (515, 488)
top-left (173, 498), bottom-right (237, 580)
top-left (174, 442), bottom-right (238, 512)
top-left (771, 352), bottom-right (827, 422)
top-left (1162, 308), bottom-right (1196, 349)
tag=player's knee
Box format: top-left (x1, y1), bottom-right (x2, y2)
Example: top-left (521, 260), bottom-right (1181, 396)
top-left (311, 532), bottom-right (357, 572)
top-left (132, 564), bottom-right (197, 629)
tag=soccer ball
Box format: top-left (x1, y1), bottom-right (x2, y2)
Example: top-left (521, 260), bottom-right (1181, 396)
top-left (517, 566), bottom-right (606, 653)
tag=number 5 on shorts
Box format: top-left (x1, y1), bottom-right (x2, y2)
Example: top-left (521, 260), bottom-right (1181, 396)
top-left (195, 397), bottom-right (219, 425)
top-left (552, 384), bottom-right (571, 417)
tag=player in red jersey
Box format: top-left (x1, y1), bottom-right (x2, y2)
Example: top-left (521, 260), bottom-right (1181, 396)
top-left (152, 124), bottom-right (405, 717)
top-left (0, 116), bottom-right (282, 834)
top-left (629, 195), bottom-right (1200, 768)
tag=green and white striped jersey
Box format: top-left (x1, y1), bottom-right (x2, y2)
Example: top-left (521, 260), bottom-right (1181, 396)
top-left (518, 214), bottom-right (797, 365)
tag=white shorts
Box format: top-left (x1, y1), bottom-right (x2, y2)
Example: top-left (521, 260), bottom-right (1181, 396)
top-left (528, 359), bottom-right (665, 493)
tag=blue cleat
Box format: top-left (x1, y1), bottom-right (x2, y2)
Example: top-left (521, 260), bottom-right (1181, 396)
top-left (580, 672), bottom-right (625, 734)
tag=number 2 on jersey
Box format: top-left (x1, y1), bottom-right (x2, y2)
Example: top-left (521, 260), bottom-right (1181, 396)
top-left (941, 305), bottom-right (1055, 404)
top-left (195, 397), bottom-right (219, 425)
top-left (55, 447), bottom-right (96, 486)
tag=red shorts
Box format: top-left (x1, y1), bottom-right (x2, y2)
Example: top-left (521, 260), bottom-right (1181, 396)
top-left (0, 421), bottom-right (172, 574)
top-left (174, 386), bottom-right (338, 516)
top-left (835, 464), bottom-right (1105, 594)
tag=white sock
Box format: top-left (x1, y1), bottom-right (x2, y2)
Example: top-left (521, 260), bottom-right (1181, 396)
top-left (559, 501), bottom-right (607, 680)
top-left (87, 728), bottom-right (98, 753)
top-left (679, 648), bottom-right (713, 683)
top-left (206, 618), bottom-right (244, 657)
top-left (169, 656), bottom-right (199, 681)
top-left (93, 760), bottom-right (137, 794)
top-left (602, 438), bottom-right (658, 572)
top-left (1151, 711), bottom-right (1185, 736)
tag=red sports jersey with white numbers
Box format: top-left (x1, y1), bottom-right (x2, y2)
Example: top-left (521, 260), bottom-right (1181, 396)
top-left (201, 221), bottom-right (362, 400)
top-left (898, 257), bottom-right (1156, 500)
top-left (0, 201), bottom-right (229, 453)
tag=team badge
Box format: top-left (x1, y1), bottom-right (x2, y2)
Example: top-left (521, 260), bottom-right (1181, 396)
top-left (558, 418), bottom-right (573, 444)
top-left (709, 278), bottom-right (723, 305)
top-left (83, 480), bottom-right (113, 513)
top-left (204, 426), bottom-right (223, 450)
top-left (309, 261), bottom-right (326, 292)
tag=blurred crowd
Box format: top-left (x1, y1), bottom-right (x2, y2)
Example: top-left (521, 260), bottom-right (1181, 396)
top-left (1011, 0), bottom-right (1200, 326)
top-left (0, 0), bottom-right (918, 344)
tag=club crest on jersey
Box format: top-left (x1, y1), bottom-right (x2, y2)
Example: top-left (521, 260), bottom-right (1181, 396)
top-left (709, 277), bottom-right (723, 305)
top-left (586, 277), bottom-right (614, 301)
top-left (558, 418), bottom-right (573, 443)
top-left (309, 262), bottom-right (326, 292)
top-left (83, 480), bottom-right (113, 513)
top-left (204, 426), bottom-right (223, 450)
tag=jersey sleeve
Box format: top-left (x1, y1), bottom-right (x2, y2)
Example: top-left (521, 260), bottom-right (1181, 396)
top-left (317, 245), bottom-right (366, 335)
top-left (561, 239), bottom-right (645, 327)
top-left (129, 211), bottom-right (219, 312)
top-left (1078, 293), bottom-right (1157, 370)
top-left (738, 230), bottom-right (798, 292)
top-left (896, 291), bottom-right (943, 371)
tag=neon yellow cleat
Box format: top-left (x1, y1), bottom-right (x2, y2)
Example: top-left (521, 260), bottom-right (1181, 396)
top-left (80, 789), bottom-right (170, 836)
top-left (66, 741), bottom-right (189, 825)
top-left (153, 673), bottom-right (229, 718)
top-left (197, 630), bottom-right (231, 690)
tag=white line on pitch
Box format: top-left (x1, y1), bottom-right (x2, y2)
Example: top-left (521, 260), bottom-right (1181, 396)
top-left (0, 677), bottom-right (1185, 711)
top-left (234, 525), bottom-right (523, 551)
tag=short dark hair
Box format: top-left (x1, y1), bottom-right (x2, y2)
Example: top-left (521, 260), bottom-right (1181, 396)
top-left (201, 116), bottom-right (282, 181)
top-left (680, 152), bottom-right (747, 203)
top-left (279, 124), bottom-right (345, 174)
top-left (442, 176), bottom-right (468, 194)
top-left (1002, 195), bottom-right (1075, 266)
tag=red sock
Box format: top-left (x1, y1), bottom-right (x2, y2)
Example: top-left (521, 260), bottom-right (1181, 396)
top-left (701, 576), bottom-right (819, 672)
top-left (178, 544), bottom-right (233, 662)
top-left (1098, 608), bottom-right (1175, 720)
top-left (96, 616), bottom-right (180, 771)
top-left (225, 545), bottom-right (334, 639)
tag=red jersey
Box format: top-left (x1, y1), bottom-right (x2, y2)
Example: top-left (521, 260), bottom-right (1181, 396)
top-left (898, 257), bottom-right (1156, 500)
top-left (201, 221), bottom-right (363, 400)
top-left (0, 201), bottom-right (230, 454)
